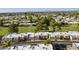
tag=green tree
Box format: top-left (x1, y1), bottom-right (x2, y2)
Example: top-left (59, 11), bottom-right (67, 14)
top-left (8, 21), bottom-right (19, 33)
top-left (0, 19), bottom-right (4, 26)
top-left (44, 38), bottom-right (51, 45)
top-left (1, 39), bottom-right (12, 48)
top-left (29, 16), bottom-right (33, 23)
top-left (43, 17), bottom-right (50, 26)
top-left (35, 22), bottom-right (43, 32)
top-left (43, 24), bottom-right (49, 31)
top-left (35, 17), bottom-right (49, 32)
top-left (50, 18), bottom-right (61, 32)
top-left (77, 24), bottom-right (79, 31)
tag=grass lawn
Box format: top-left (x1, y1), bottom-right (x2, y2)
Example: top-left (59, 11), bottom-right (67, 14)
top-left (49, 24), bottom-right (79, 32)
top-left (0, 24), bottom-right (79, 36)
top-left (59, 24), bottom-right (79, 32)
top-left (0, 26), bottom-right (36, 36)
top-left (0, 27), bottom-right (9, 36)
top-left (19, 26), bottom-right (36, 33)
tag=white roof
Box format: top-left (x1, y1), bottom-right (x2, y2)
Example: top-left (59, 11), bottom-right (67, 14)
top-left (4, 32), bottom-right (79, 39)
top-left (2, 44), bottom-right (53, 50)
top-left (41, 32), bottom-right (49, 36)
top-left (6, 33), bottom-right (18, 39)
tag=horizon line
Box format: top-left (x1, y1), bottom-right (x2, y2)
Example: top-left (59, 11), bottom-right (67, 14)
top-left (0, 8), bottom-right (79, 13)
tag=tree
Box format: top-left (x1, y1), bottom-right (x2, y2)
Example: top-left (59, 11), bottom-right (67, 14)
top-left (50, 19), bottom-right (56, 32)
top-left (43, 24), bottom-right (49, 31)
top-left (35, 15), bottom-right (41, 22)
top-left (29, 16), bottom-right (33, 23)
top-left (35, 17), bottom-right (49, 32)
top-left (1, 39), bottom-right (12, 48)
top-left (50, 18), bottom-right (61, 32)
top-left (35, 22), bottom-right (43, 32)
top-left (0, 19), bottom-right (4, 26)
top-left (24, 15), bottom-right (27, 21)
top-left (60, 35), bottom-right (64, 40)
top-left (44, 38), bottom-right (51, 45)
top-left (60, 22), bottom-right (67, 26)
top-left (8, 21), bottom-right (19, 33)
top-left (43, 17), bottom-right (50, 26)
top-left (77, 24), bottom-right (79, 31)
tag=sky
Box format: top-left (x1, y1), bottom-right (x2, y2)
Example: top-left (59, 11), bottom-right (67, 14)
top-left (0, 8), bottom-right (79, 13)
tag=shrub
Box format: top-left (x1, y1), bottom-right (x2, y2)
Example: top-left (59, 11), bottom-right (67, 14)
top-left (1, 39), bottom-right (12, 48)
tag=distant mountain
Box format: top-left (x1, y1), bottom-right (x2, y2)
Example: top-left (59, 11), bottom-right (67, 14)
top-left (0, 8), bottom-right (79, 13)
